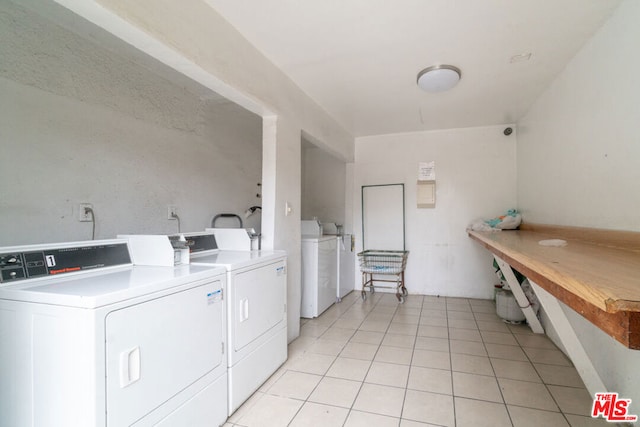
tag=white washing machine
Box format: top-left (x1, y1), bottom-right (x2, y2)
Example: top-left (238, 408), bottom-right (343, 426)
top-left (0, 239), bottom-right (228, 427)
top-left (301, 235), bottom-right (338, 318)
top-left (184, 232), bottom-right (287, 416)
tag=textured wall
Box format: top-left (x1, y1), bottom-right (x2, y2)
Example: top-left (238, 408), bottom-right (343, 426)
top-left (0, 1), bottom-right (204, 132)
top-left (0, 2), bottom-right (262, 245)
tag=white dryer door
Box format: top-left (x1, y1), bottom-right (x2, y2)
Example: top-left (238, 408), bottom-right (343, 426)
top-left (231, 260), bottom-right (286, 354)
top-left (105, 280), bottom-right (224, 427)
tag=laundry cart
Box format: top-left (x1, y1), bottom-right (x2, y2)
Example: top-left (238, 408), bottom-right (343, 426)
top-left (358, 250), bottom-right (409, 303)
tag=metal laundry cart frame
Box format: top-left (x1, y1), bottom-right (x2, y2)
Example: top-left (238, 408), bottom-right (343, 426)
top-left (360, 184), bottom-right (409, 303)
top-left (358, 249), bottom-right (409, 303)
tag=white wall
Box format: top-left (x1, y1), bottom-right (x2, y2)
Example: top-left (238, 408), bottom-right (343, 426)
top-left (355, 125), bottom-right (517, 299)
top-left (301, 144), bottom-right (347, 225)
top-left (517, 1), bottom-right (640, 231)
top-left (516, 0), bottom-right (640, 402)
top-left (0, 2), bottom-right (262, 245)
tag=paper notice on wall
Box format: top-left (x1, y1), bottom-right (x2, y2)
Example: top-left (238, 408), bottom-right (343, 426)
top-left (418, 161), bottom-right (435, 181)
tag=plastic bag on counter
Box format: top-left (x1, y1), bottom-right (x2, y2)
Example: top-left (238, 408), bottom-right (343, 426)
top-left (467, 209), bottom-right (521, 232)
top-left (467, 220), bottom-right (500, 232)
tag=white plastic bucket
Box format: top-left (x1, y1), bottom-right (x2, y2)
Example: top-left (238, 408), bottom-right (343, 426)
top-left (496, 289), bottom-right (525, 322)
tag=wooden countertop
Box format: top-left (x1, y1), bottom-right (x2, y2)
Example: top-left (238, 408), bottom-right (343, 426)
top-left (468, 223), bottom-right (640, 349)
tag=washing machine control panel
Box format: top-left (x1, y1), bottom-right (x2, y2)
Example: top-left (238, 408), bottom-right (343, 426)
top-left (185, 234), bottom-right (218, 253)
top-left (0, 243), bottom-right (131, 283)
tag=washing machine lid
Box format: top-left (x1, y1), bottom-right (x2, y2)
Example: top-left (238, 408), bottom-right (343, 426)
top-left (190, 250), bottom-right (286, 270)
top-left (0, 264), bottom-right (226, 308)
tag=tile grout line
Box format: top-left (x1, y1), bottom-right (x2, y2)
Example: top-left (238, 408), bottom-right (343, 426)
top-left (444, 298), bottom-right (458, 427)
top-left (396, 294), bottom-right (422, 424)
top-left (287, 293), bottom-right (360, 426)
top-left (343, 293), bottom-right (384, 425)
top-left (518, 331), bottom-right (574, 425)
top-left (474, 302), bottom-right (516, 427)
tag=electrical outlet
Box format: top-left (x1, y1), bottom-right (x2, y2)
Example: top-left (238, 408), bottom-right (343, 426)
top-left (167, 205), bottom-right (178, 220)
top-left (78, 203), bottom-right (93, 222)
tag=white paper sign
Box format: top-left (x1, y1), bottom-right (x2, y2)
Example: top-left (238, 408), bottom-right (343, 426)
top-left (418, 161), bottom-right (436, 181)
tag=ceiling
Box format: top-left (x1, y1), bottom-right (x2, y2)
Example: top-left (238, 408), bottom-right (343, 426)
top-left (204, 0), bottom-right (620, 137)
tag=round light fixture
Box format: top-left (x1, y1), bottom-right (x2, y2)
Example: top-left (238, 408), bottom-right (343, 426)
top-left (417, 65), bottom-right (461, 92)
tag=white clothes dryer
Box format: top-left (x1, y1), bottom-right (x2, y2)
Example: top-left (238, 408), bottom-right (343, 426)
top-left (184, 232), bottom-right (287, 416)
top-left (0, 239), bottom-right (228, 427)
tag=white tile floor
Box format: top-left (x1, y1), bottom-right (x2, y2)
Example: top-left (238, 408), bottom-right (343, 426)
top-left (224, 292), bottom-right (609, 427)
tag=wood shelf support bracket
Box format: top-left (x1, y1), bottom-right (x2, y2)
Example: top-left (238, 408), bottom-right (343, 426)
top-left (493, 255), bottom-right (545, 334)
top-left (529, 280), bottom-right (607, 397)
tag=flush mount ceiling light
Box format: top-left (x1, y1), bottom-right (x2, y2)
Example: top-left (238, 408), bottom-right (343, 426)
top-left (416, 65), bottom-right (461, 92)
